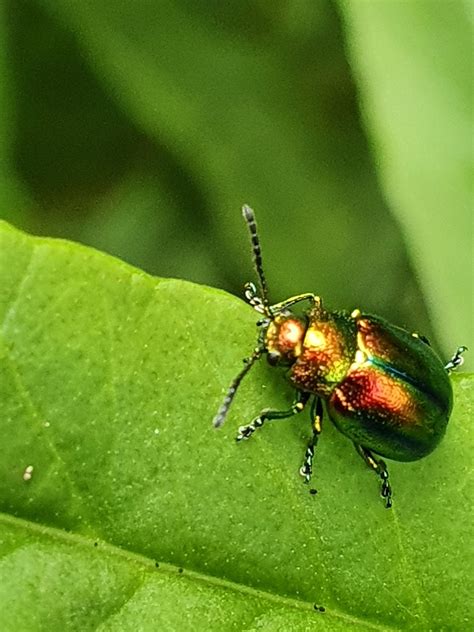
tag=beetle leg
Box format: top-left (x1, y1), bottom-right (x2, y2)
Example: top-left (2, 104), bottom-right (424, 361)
top-left (299, 397), bottom-right (323, 484)
top-left (444, 345), bottom-right (467, 372)
top-left (236, 391), bottom-right (310, 441)
top-left (269, 293), bottom-right (321, 316)
top-left (354, 444), bottom-right (393, 508)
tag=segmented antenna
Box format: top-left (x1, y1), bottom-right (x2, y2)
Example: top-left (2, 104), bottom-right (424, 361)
top-left (242, 205), bottom-right (270, 312)
top-left (213, 206), bottom-right (270, 429)
top-left (213, 347), bottom-right (263, 428)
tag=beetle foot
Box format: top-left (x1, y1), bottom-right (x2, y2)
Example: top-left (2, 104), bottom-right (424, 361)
top-left (299, 444), bottom-right (315, 482)
top-left (380, 469), bottom-right (392, 508)
top-left (299, 464), bottom-right (312, 483)
top-left (236, 417), bottom-right (264, 441)
top-left (444, 345), bottom-right (467, 372)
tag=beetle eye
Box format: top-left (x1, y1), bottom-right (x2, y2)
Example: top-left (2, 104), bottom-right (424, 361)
top-left (267, 351), bottom-right (281, 366)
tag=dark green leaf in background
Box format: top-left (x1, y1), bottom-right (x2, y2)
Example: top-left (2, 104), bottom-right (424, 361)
top-left (1, 222), bottom-right (472, 630)
top-left (0, 2), bottom-right (32, 222)
top-left (3, 0), bottom-right (442, 348)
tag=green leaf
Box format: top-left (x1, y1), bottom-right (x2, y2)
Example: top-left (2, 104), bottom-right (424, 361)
top-left (339, 1), bottom-right (473, 365)
top-left (0, 4), bottom-right (32, 221)
top-left (0, 221), bottom-right (472, 630)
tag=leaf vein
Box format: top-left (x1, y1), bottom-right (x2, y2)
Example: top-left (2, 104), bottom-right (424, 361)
top-left (0, 338), bottom-right (98, 534)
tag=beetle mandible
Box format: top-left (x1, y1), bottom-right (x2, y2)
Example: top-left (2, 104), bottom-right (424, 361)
top-left (213, 205), bottom-right (466, 507)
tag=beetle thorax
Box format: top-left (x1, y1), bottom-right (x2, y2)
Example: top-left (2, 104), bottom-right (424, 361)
top-left (264, 315), bottom-right (305, 365)
top-left (290, 310), bottom-right (358, 397)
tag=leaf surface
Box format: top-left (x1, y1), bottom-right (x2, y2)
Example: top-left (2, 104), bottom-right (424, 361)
top-left (0, 222), bottom-right (472, 630)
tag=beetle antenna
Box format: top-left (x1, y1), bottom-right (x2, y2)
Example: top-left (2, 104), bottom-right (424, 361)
top-left (213, 347), bottom-right (263, 428)
top-left (242, 205), bottom-right (270, 314)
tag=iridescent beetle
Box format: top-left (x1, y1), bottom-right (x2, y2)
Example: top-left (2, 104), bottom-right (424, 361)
top-left (213, 205), bottom-right (466, 507)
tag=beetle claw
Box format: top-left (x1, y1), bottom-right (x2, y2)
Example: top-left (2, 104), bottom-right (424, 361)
top-left (300, 463), bottom-right (313, 483)
top-left (299, 464), bottom-right (311, 483)
top-left (236, 425), bottom-right (250, 441)
top-left (236, 417), bottom-right (264, 441)
top-left (380, 473), bottom-right (392, 508)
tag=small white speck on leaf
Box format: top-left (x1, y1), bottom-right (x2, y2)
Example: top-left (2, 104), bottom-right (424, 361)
top-left (23, 465), bottom-right (34, 481)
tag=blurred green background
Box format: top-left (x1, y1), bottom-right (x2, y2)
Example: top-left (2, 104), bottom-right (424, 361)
top-left (1, 0), bottom-right (472, 365)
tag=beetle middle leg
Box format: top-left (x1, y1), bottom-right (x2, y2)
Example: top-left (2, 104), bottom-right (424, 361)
top-left (355, 444), bottom-right (392, 508)
top-left (299, 397), bottom-right (323, 484)
top-left (236, 391), bottom-right (310, 441)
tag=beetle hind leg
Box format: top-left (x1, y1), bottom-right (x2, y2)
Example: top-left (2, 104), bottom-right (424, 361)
top-left (444, 346), bottom-right (467, 372)
top-left (236, 391), bottom-right (310, 441)
top-left (355, 444), bottom-right (392, 508)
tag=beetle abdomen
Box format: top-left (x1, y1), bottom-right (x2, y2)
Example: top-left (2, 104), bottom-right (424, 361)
top-left (327, 314), bottom-right (453, 461)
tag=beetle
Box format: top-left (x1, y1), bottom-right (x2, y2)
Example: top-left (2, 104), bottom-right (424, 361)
top-left (213, 205), bottom-right (466, 507)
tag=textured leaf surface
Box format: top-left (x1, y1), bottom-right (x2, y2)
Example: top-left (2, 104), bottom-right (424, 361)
top-left (0, 221), bottom-right (472, 631)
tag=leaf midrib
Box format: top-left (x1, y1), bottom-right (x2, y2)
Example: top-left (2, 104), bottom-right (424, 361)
top-left (0, 512), bottom-right (395, 631)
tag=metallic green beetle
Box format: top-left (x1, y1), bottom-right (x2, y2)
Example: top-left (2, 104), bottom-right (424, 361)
top-left (213, 205), bottom-right (466, 507)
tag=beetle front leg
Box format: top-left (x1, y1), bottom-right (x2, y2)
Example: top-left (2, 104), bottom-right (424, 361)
top-left (269, 293), bottom-right (321, 316)
top-left (236, 391), bottom-right (310, 441)
top-left (299, 397), bottom-right (323, 484)
top-left (355, 444), bottom-right (393, 508)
